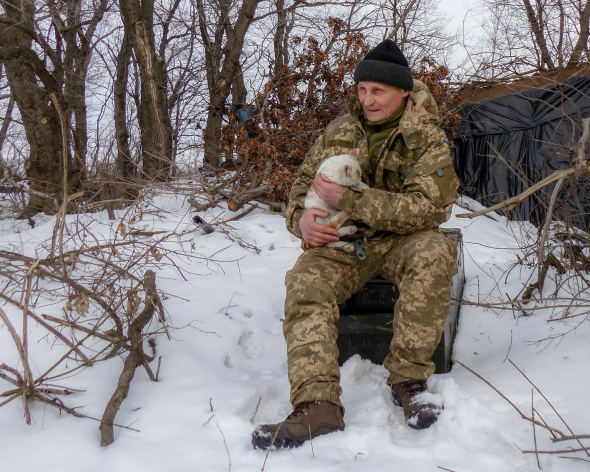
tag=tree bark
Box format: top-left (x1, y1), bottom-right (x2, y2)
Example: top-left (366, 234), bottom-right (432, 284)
top-left (114, 30), bottom-right (135, 188)
top-left (273, 0), bottom-right (288, 69)
top-left (522, 0), bottom-right (556, 69)
top-left (119, 0), bottom-right (174, 180)
top-left (0, 1), bottom-right (63, 215)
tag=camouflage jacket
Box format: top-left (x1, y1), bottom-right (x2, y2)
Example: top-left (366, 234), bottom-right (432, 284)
top-left (285, 79), bottom-right (459, 239)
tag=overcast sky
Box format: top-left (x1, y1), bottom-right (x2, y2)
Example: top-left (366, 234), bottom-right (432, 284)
top-left (440, 0), bottom-right (477, 33)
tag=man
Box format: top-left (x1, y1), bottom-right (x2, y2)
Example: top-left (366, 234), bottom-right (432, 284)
top-left (252, 39), bottom-right (459, 450)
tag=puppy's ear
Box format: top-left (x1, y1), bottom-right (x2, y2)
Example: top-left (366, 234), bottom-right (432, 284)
top-left (344, 165), bottom-right (352, 176)
top-left (348, 148), bottom-right (360, 158)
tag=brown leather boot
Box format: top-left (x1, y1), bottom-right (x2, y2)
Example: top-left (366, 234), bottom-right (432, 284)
top-left (252, 401), bottom-right (345, 450)
top-left (391, 379), bottom-right (442, 430)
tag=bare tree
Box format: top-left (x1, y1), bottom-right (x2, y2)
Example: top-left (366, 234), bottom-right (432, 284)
top-left (195, 0), bottom-right (261, 167)
top-left (0, 0), bottom-right (110, 216)
top-left (470, 0), bottom-right (590, 78)
top-left (119, 0), bottom-right (178, 180)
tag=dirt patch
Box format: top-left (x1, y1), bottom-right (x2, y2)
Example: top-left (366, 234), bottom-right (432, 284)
top-left (457, 64), bottom-right (590, 105)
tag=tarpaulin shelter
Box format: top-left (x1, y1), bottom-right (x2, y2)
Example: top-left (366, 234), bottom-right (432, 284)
top-left (453, 73), bottom-right (590, 230)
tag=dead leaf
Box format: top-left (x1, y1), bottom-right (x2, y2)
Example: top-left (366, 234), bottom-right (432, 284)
top-left (117, 221), bottom-right (127, 238)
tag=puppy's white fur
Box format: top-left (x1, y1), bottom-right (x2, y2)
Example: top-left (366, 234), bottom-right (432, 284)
top-left (304, 150), bottom-right (369, 252)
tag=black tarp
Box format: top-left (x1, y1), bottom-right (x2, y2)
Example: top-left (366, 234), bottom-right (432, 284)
top-left (453, 74), bottom-right (590, 230)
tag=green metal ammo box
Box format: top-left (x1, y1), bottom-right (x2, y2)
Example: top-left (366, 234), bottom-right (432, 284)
top-left (336, 228), bottom-right (465, 373)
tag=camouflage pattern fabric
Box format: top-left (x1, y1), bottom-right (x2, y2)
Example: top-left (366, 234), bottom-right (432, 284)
top-left (284, 230), bottom-right (456, 408)
top-left (285, 80), bottom-right (459, 240)
top-left (283, 80), bottom-right (460, 408)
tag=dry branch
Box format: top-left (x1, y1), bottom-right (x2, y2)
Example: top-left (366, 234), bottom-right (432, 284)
top-left (222, 184), bottom-right (270, 212)
top-left (99, 270), bottom-right (161, 447)
top-left (455, 360), bottom-right (565, 435)
top-left (455, 167), bottom-right (581, 219)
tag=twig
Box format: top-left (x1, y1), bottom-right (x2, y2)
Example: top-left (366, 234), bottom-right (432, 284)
top-left (0, 307), bottom-right (34, 423)
top-left (509, 360), bottom-right (590, 459)
top-left (532, 389), bottom-right (541, 469)
top-left (49, 92), bottom-right (69, 272)
top-left (503, 329), bottom-right (513, 363)
top-left (34, 265), bottom-right (124, 335)
top-left (28, 312), bottom-right (91, 363)
top-left (522, 447), bottom-right (590, 454)
top-left (217, 421), bottom-right (232, 471)
top-left (455, 360), bottom-right (564, 434)
top-left (552, 434), bottom-right (590, 443)
top-left (250, 397), bottom-right (262, 423)
top-left (261, 425), bottom-right (283, 472)
top-left (536, 176), bottom-right (566, 298)
top-left (154, 356), bottom-right (162, 382)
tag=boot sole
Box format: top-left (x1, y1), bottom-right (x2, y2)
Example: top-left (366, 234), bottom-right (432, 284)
top-left (251, 430), bottom-right (304, 450)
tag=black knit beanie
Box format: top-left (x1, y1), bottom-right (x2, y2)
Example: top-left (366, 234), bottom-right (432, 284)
top-left (354, 40), bottom-right (414, 91)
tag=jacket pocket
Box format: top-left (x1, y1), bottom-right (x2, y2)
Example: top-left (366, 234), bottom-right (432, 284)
top-left (382, 154), bottom-right (403, 192)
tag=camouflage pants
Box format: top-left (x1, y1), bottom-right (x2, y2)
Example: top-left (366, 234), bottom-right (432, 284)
top-left (284, 230), bottom-right (457, 408)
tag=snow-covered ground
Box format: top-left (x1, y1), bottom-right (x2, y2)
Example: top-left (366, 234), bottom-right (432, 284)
top-left (1, 190), bottom-right (588, 472)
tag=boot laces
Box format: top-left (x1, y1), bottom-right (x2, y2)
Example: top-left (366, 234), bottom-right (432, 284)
top-left (287, 401), bottom-right (315, 420)
top-left (403, 380), bottom-right (427, 397)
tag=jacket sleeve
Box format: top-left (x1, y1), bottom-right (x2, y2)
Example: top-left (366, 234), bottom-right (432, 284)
top-left (285, 135), bottom-right (326, 238)
top-left (336, 138), bottom-right (459, 234)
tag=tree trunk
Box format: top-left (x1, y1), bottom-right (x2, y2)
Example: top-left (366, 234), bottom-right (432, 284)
top-left (567, 0), bottom-right (590, 68)
top-left (114, 30), bottom-right (138, 202)
top-left (114, 31), bottom-right (135, 187)
top-left (119, 0), bottom-right (173, 180)
top-left (0, 0), bottom-right (109, 216)
top-left (197, 0), bottom-right (261, 167)
top-left (522, 0), bottom-right (556, 69)
top-left (0, 1), bottom-right (63, 215)
top-left (273, 0), bottom-right (288, 69)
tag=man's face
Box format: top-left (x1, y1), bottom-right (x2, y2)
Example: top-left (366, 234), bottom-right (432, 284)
top-left (357, 81), bottom-right (410, 122)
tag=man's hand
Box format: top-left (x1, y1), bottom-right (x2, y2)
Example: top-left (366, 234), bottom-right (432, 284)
top-left (299, 208), bottom-right (339, 247)
top-left (313, 173), bottom-right (345, 207)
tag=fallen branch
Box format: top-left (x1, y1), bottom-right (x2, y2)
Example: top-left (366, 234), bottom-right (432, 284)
top-left (222, 184), bottom-right (270, 212)
top-left (455, 167), bottom-right (580, 219)
top-left (99, 270), bottom-right (161, 447)
top-left (509, 360), bottom-right (590, 460)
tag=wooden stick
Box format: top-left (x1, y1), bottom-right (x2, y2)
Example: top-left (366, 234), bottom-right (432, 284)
top-left (509, 360), bottom-right (590, 459)
top-left (99, 270), bottom-right (160, 446)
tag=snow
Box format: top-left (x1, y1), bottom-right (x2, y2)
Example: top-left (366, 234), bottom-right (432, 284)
top-left (1, 190), bottom-right (589, 472)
